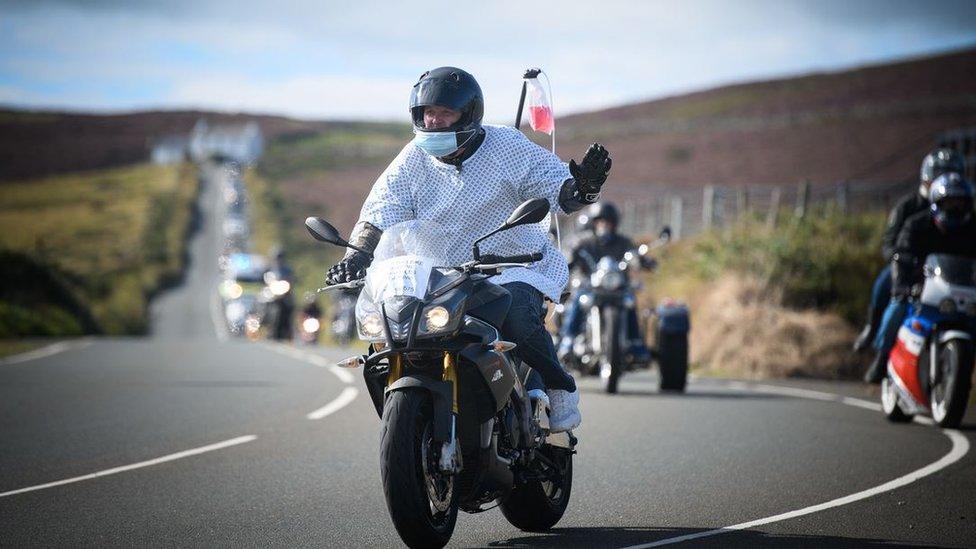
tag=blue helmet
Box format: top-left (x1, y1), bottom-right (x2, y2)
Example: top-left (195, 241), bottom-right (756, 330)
top-left (929, 172), bottom-right (974, 231)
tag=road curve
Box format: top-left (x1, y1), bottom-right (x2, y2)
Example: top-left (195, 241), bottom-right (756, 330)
top-left (1, 165), bottom-right (974, 548)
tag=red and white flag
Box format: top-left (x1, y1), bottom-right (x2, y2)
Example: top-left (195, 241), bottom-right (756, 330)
top-left (525, 77), bottom-right (554, 135)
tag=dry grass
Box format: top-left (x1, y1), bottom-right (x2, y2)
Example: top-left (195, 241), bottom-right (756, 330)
top-left (687, 275), bottom-right (862, 379)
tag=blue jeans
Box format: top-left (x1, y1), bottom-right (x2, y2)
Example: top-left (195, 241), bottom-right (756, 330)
top-left (873, 298), bottom-right (909, 357)
top-left (501, 282), bottom-right (576, 392)
top-left (867, 265), bottom-right (892, 331)
top-left (560, 291), bottom-right (642, 343)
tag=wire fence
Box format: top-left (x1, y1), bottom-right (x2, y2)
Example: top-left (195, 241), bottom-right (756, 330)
top-left (558, 179), bottom-right (915, 241)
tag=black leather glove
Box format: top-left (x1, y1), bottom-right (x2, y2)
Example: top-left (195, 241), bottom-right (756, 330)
top-left (325, 251), bottom-right (371, 286)
top-left (569, 143), bottom-right (612, 202)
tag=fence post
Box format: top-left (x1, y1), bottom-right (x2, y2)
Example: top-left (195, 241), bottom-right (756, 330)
top-left (703, 185), bottom-right (715, 230)
top-left (736, 187), bottom-right (748, 221)
top-left (766, 187), bottom-right (781, 229)
top-left (795, 179), bottom-right (811, 220)
top-left (836, 181), bottom-right (849, 214)
top-left (670, 196), bottom-right (683, 240)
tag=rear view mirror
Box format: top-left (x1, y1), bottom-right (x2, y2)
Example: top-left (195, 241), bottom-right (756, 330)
top-left (305, 217), bottom-right (347, 246)
top-left (659, 226), bottom-right (672, 243)
top-left (503, 198), bottom-right (550, 229)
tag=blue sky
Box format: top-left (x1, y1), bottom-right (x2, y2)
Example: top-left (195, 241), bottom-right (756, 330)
top-left (1, 0), bottom-right (975, 122)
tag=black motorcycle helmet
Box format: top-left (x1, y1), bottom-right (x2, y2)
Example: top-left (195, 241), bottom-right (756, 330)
top-left (929, 172), bottom-right (975, 232)
top-left (409, 67), bottom-right (484, 149)
top-left (920, 148), bottom-right (965, 199)
top-left (587, 202), bottom-right (620, 227)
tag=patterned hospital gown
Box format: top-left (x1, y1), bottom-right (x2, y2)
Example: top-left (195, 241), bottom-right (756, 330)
top-left (357, 124), bottom-right (571, 301)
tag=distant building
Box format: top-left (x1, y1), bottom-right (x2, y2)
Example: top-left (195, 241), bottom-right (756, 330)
top-left (149, 135), bottom-right (188, 164)
top-left (188, 119), bottom-right (264, 165)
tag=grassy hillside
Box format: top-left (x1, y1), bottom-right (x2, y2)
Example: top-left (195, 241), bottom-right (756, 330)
top-left (556, 47), bottom-right (976, 191)
top-left (0, 163), bottom-right (198, 335)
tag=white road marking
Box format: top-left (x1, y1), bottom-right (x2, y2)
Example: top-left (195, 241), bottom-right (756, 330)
top-left (622, 382), bottom-right (971, 548)
top-left (0, 435), bottom-right (257, 499)
top-left (841, 397), bottom-right (883, 412)
top-left (0, 339), bottom-right (92, 366)
top-left (307, 387), bottom-right (359, 420)
top-left (210, 288), bottom-right (228, 342)
top-left (259, 342), bottom-right (361, 420)
top-left (262, 342), bottom-right (356, 384)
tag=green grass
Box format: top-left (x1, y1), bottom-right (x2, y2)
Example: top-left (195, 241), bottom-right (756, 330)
top-left (0, 163), bottom-right (199, 335)
top-left (258, 123), bottom-right (410, 181)
top-left (644, 209), bottom-right (887, 325)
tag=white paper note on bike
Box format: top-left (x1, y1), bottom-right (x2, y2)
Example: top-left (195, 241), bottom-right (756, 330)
top-left (366, 255), bottom-right (436, 301)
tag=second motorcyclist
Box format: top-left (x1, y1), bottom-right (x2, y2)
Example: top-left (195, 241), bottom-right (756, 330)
top-left (854, 148), bottom-right (965, 361)
top-left (324, 67), bottom-right (612, 432)
top-left (558, 201), bottom-right (653, 363)
top-left (865, 172), bottom-right (976, 383)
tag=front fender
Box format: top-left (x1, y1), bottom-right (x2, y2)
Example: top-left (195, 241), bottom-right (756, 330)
top-left (386, 374), bottom-right (454, 443)
top-left (939, 330), bottom-right (973, 344)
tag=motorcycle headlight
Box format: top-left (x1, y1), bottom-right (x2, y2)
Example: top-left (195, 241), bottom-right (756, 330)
top-left (221, 281), bottom-right (244, 300)
top-left (360, 313), bottom-right (384, 338)
top-left (302, 317), bottom-right (320, 333)
top-left (425, 306), bottom-right (450, 330)
top-left (939, 298), bottom-right (957, 315)
top-left (595, 270), bottom-right (624, 290)
top-left (269, 280), bottom-right (291, 296)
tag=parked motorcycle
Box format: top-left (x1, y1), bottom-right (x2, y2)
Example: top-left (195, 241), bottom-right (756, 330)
top-left (882, 254), bottom-right (976, 428)
top-left (305, 199), bottom-right (576, 548)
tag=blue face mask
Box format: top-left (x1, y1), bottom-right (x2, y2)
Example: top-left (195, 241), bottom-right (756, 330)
top-left (413, 128), bottom-right (475, 158)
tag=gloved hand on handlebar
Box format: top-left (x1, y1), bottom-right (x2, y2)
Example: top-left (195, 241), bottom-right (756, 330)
top-left (325, 251), bottom-right (371, 286)
top-left (569, 143), bottom-right (612, 203)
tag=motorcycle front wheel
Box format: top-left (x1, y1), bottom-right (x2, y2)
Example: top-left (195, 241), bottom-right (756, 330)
top-left (380, 390), bottom-right (457, 548)
top-left (931, 339), bottom-right (973, 428)
top-left (600, 307), bottom-right (622, 394)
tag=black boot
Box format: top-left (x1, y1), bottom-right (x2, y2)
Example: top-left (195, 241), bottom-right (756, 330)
top-left (852, 324), bottom-right (875, 352)
top-left (863, 352), bottom-right (887, 384)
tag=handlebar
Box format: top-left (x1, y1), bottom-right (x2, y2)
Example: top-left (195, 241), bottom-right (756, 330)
top-left (478, 252), bottom-right (543, 264)
top-left (316, 280), bottom-right (364, 293)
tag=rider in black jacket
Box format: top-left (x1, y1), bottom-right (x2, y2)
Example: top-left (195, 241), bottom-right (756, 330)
top-left (865, 173), bottom-right (976, 383)
top-left (854, 148), bottom-right (965, 356)
top-left (558, 202), bottom-right (651, 362)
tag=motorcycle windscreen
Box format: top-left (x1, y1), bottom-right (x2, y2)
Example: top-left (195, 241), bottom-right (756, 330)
top-left (362, 220), bottom-right (454, 303)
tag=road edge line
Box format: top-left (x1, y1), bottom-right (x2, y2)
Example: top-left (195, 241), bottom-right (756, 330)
top-left (0, 435), bottom-right (257, 499)
top-left (0, 339), bottom-right (93, 366)
top-left (621, 383), bottom-right (971, 548)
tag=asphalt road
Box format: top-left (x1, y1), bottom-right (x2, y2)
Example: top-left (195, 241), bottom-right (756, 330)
top-left (2, 167), bottom-right (975, 548)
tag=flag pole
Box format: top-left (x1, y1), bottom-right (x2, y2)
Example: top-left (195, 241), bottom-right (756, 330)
top-left (514, 68), bottom-right (542, 129)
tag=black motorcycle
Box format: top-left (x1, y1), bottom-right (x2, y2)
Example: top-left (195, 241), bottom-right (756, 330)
top-left (563, 228), bottom-right (689, 393)
top-left (305, 199), bottom-right (576, 549)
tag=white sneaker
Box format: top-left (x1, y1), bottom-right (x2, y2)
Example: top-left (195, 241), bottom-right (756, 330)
top-left (547, 389), bottom-right (581, 432)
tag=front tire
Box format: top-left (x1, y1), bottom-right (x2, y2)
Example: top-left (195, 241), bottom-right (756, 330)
top-left (499, 447), bottom-right (573, 532)
top-left (380, 390), bottom-right (457, 548)
top-left (600, 307), bottom-right (622, 394)
top-left (931, 339), bottom-right (973, 428)
top-left (658, 332), bottom-right (688, 392)
top-left (881, 376), bottom-right (914, 423)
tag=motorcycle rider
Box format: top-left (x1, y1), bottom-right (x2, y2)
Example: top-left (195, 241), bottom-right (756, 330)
top-left (557, 201), bottom-right (652, 362)
top-left (324, 67), bottom-right (612, 432)
top-left (854, 148), bottom-right (965, 359)
top-left (865, 172), bottom-right (976, 383)
top-left (265, 246), bottom-right (295, 340)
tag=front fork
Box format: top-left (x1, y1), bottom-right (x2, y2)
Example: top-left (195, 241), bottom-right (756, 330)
top-left (386, 352), bottom-right (461, 474)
